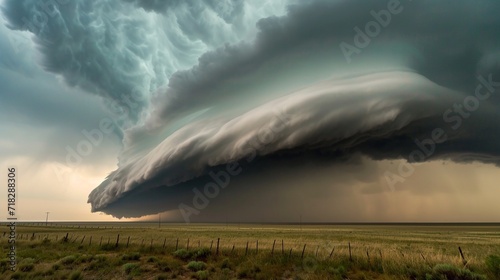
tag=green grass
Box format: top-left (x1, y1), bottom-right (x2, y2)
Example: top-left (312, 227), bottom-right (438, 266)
top-left (1, 223), bottom-right (499, 279)
top-left (187, 260), bottom-right (207, 271)
top-left (485, 254), bottom-right (500, 277)
top-left (122, 262), bottom-right (141, 275)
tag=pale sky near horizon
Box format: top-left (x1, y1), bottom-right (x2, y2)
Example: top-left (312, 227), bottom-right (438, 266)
top-left (1, 0), bottom-right (500, 222)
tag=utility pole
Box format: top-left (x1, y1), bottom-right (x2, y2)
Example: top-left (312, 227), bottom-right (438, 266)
top-left (45, 212), bottom-right (50, 226)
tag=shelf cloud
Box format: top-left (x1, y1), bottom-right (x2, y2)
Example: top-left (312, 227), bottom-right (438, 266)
top-left (3, 0), bottom-right (500, 221)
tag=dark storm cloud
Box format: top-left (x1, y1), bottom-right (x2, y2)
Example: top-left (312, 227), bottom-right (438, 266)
top-left (126, 0), bottom-right (247, 29)
top-left (89, 70), bottom-right (500, 217)
top-left (3, 0), bottom-right (155, 122)
top-left (1, 0), bottom-right (280, 123)
top-left (3, 0), bottom-right (500, 219)
top-left (86, 0), bottom-right (500, 218)
top-left (95, 154), bottom-right (382, 221)
top-left (145, 0), bottom-right (500, 127)
top-left (85, 0), bottom-right (500, 217)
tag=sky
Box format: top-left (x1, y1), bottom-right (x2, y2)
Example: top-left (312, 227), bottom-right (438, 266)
top-left (1, 0), bottom-right (499, 222)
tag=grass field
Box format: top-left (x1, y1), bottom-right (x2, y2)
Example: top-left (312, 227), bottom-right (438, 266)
top-left (1, 223), bottom-right (500, 279)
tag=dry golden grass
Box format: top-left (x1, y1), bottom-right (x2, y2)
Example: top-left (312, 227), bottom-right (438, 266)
top-left (1, 223), bottom-right (499, 279)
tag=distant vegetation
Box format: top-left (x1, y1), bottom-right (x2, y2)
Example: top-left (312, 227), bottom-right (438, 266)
top-left (1, 223), bottom-right (499, 279)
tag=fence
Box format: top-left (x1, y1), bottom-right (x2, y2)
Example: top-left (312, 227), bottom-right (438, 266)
top-left (1, 230), bottom-right (469, 266)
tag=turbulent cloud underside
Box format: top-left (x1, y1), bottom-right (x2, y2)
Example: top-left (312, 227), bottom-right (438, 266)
top-left (3, 0), bottom-right (500, 219)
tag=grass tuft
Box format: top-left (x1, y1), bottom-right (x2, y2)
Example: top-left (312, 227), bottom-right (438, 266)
top-left (187, 261), bottom-right (207, 272)
top-left (58, 255), bottom-right (77, 266)
top-left (193, 248), bottom-right (211, 260)
top-left (18, 258), bottom-right (35, 272)
top-left (121, 252), bottom-right (141, 261)
top-left (69, 270), bottom-right (83, 280)
top-left (173, 249), bottom-right (192, 260)
top-left (122, 262), bottom-right (141, 275)
top-left (195, 270), bottom-right (209, 279)
top-left (486, 255), bottom-right (500, 277)
top-left (426, 263), bottom-right (486, 280)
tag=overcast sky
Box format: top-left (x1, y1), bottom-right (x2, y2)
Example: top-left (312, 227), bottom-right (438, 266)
top-left (1, 0), bottom-right (499, 222)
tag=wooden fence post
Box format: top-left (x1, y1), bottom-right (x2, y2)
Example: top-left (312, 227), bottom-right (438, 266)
top-left (458, 247), bottom-right (468, 266)
top-left (245, 241), bottom-right (249, 256)
top-left (301, 244), bottom-right (306, 259)
top-left (348, 242), bottom-right (352, 262)
top-left (115, 234), bottom-right (120, 247)
top-left (176, 238), bottom-right (179, 251)
top-left (379, 249), bottom-right (385, 272)
top-left (329, 247), bottom-right (335, 258)
top-left (126, 236), bottom-right (130, 248)
top-left (271, 240), bottom-right (276, 255)
top-left (216, 238), bottom-right (220, 255)
top-left (420, 253), bottom-right (432, 268)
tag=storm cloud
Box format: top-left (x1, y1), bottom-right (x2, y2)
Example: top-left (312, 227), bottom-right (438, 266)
top-left (2, 0), bottom-right (285, 123)
top-left (3, 0), bottom-right (500, 221)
